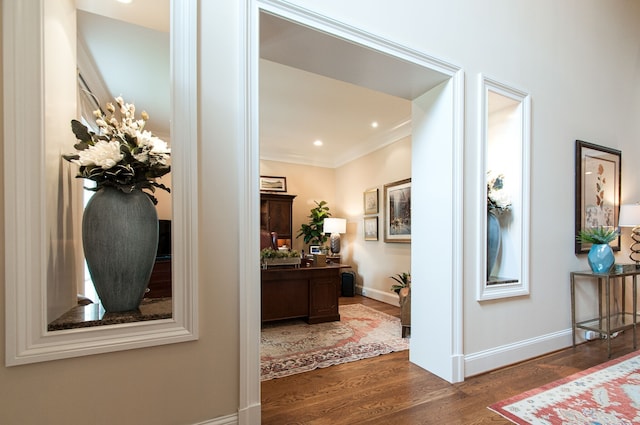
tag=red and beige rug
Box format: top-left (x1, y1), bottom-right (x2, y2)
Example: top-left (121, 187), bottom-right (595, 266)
top-left (260, 303), bottom-right (408, 381)
top-left (489, 350), bottom-right (640, 424)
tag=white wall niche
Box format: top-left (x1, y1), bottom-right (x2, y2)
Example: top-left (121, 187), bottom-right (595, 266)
top-left (477, 74), bottom-right (531, 301)
top-left (4, 0), bottom-right (198, 366)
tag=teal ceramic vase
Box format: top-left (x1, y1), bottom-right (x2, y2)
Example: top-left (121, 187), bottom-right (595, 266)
top-left (82, 187), bottom-right (158, 312)
top-left (587, 244), bottom-right (615, 274)
top-left (487, 211), bottom-right (501, 280)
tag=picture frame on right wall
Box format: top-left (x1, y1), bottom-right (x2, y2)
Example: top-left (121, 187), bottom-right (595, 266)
top-left (575, 140), bottom-right (621, 254)
top-left (364, 216), bottom-right (378, 241)
top-left (363, 188), bottom-right (379, 215)
top-left (384, 178), bottom-right (411, 243)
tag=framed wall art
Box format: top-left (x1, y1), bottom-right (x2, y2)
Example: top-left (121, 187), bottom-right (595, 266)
top-left (363, 188), bottom-right (379, 215)
top-left (364, 216), bottom-right (378, 241)
top-left (384, 178), bottom-right (411, 243)
top-left (259, 175), bottom-right (287, 192)
top-left (575, 140), bottom-right (621, 254)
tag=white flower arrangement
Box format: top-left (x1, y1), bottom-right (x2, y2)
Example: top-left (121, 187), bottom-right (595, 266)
top-left (487, 172), bottom-right (512, 213)
top-left (63, 97), bottom-right (170, 204)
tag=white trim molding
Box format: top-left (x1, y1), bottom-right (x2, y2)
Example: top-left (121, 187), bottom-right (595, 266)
top-left (477, 74), bottom-right (531, 301)
top-left (4, 0), bottom-right (198, 366)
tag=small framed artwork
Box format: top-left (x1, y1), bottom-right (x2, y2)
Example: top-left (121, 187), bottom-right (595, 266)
top-left (363, 188), bottom-right (379, 215)
top-left (309, 245), bottom-right (321, 255)
top-left (364, 216), bottom-right (378, 241)
top-left (575, 140), bottom-right (621, 254)
top-left (259, 175), bottom-right (287, 192)
top-left (384, 178), bottom-right (411, 243)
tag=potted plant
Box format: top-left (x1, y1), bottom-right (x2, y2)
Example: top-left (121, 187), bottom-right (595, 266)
top-left (577, 227), bottom-right (618, 273)
top-left (296, 200), bottom-right (331, 248)
top-left (389, 272), bottom-right (411, 294)
top-left (260, 247), bottom-right (301, 269)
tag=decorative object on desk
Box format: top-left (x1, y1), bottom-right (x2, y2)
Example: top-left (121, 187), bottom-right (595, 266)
top-left (259, 175), bottom-right (287, 192)
top-left (487, 172), bottom-right (512, 280)
top-left (389, 272), bottom-right (411, 294)
top-left (489, 350), bottom-right (640, 425)
top-left (297, 200), bottom-right (331, 246)
top-left (575, 140), bottom-right (621, 254)
top-left (260, 247), bottom-right (301, 269)
top-left (576, 226), bottom-right (618, 273)
top-left (384, 178), bottom-right (411, 243)
top-left (363, 187), bottom-right (379, 215)
top-left (63, 97), bottom-right (171, 312)
top-left (323, 217), bottom-right (346, 254)
top-left (618, 203), bottom-right (640, 265)
top-left (260, 304), bottom-right (409, 381)
top-left (364, 216), bottom-right (378, 241)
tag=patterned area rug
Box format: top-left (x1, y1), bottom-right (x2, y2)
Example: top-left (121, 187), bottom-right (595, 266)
top-left (489, 350), bottom-right (640, 424)
top-left (261, 303), bottom-right (409, 381)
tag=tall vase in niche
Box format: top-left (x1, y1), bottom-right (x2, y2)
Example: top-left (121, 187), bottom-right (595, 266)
top-left (487, 211), bottom-right (501, 280)
top-left (83, 187), bottom-right (159, 312)
top-left (587, 243), bottom-right (615, 274)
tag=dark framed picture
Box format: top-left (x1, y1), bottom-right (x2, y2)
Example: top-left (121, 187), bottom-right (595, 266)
top-left (575, 140), bottom-right (621, 253)
top-left (384, 178), bottom-right (411, 243)
top-left (363, 188), bottom-right (379, 215)
top-left (364, 216), bottom-right (378, 241)
top-left (259, 175), bottom-right (287, 192)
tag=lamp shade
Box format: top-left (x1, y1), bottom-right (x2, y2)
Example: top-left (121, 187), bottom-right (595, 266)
top-left (619, 204), bottom-right (640, 227)
top-left (323, 218), bottom-right (346, 234)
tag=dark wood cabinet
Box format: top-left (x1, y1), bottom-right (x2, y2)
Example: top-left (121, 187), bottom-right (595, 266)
top-left (145, 258), bottom-right (172, 298)
top-left (261, 265), bottom-right (347, 324)
top-left (260, 193), bottom-right (296, 246)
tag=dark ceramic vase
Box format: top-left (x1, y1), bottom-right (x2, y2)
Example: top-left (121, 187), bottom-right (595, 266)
top-left (82, 187), bottom-right (158, 312)
top-left (487, 211), bottom-right (501, 280)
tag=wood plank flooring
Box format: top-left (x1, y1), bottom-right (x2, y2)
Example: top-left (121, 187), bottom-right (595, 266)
top-left (261, 295), bottom-right (638, 424)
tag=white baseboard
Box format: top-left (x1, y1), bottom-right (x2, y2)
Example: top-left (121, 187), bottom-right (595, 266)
top-left (357, 285), bottom-right (399, 306)
top-left (464, 328), bottom-right (573, 377)
top-left (193, 413), bottom-right (238, 425)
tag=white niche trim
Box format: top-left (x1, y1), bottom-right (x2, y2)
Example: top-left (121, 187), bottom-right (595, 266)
top-left (477, 74), bottom-right (531, 301)
top-left (4, 0), bottom-right (198, 366)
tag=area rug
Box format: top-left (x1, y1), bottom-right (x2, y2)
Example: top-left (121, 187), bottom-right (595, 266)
top-left (261, 303), bottom-right (408, 381)
top-left (488, 350), bottom-right (640, 424)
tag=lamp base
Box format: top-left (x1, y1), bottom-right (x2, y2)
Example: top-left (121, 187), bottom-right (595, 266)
top-left (329, 233), bottom-right (341, 254)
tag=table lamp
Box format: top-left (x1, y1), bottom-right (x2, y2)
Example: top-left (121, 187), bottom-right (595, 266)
top-left (323, 218), bottom-right (346, 254)
top-left (618, 203), bottom-right (640, 265)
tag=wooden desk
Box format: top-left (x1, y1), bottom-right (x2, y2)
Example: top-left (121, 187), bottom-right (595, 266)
top-left (261, 264), bottom-right (348, 324)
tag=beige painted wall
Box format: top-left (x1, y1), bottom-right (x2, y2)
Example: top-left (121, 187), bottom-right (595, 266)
top-left (260, 160), bottom-right (336, 253)
top-left (0, 1), bottom-right (240, 424)
top-left (335, 136), bottom-right (412, 305)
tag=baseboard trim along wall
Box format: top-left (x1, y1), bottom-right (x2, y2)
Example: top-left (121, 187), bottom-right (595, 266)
top-left (464, 328), bottom-right (573, 377)
top-left (193, 413), bottom-right (238, 425)
top-left (357, 285), bottom-right (399, 306)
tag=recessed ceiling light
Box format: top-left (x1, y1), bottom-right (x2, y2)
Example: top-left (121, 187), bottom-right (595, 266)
top-left (371, 121), bottom-right (379, 128)
top-left (313, 140), bottom-right (323, 146)
top-left (117, 0), bottom-right (133, 4)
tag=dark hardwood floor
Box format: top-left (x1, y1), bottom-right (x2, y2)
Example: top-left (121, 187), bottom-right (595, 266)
top-left (261, 294), bottom-right (638, 424)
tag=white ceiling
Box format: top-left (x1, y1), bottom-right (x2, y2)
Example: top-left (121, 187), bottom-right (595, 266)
top-left (76, 1), bottom-right (450, 168)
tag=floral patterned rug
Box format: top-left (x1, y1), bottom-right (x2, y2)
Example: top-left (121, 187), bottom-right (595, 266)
top-left (489, 350), bottom-right (640, 424)
top-left (261, 304), bottom-right (409, 381)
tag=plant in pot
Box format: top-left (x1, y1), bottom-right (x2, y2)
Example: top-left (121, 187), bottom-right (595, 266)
top-left (260, 247), bottom-right (300, 268)
top-left (296, 200), bottom-right (331, 249)
top-left (389, 272), bottom-right (411, 294)
top-left (577, 227), bottom-right (619, 273)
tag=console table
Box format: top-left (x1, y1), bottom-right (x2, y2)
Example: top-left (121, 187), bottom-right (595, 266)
top-left (571, 264), bottom-right (640, 357)
top-left (261, 263), bottom-right (349, 324)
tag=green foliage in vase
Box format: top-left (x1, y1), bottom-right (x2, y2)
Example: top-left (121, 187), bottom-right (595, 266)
top-left (576, 226), bottom-right (619, 244)
top-left (296, 200), bottom-right (331, 246)
top-left (389, 272), bottom-right (411, 293)
top-left (260, 247), bottom-right (300, 260)
top-left (62, 96), bottom-right (171, 204)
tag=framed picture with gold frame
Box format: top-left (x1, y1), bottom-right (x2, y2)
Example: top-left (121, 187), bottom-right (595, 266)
top-left (364, 216), bottom-right (378, 241)
top-left (384, 178), bottom-right (411, 243)
top-left (363, 188), bottom-right (379, 215)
